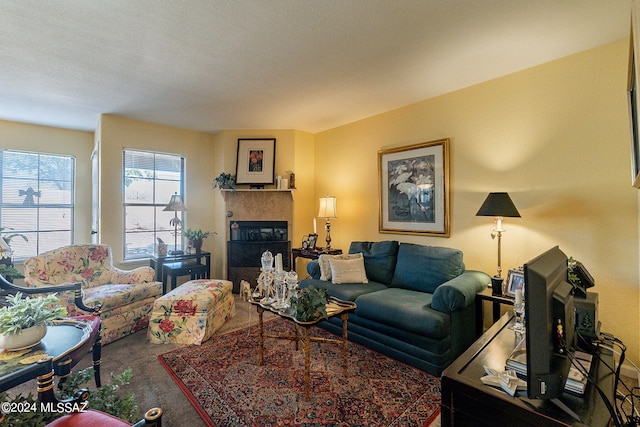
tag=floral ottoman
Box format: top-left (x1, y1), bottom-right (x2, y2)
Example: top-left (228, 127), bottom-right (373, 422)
top-left (147, 279), bottom-right (235, 345)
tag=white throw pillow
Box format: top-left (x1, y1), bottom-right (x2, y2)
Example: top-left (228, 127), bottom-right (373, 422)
top-left (329, 256), bottom-right (369, 284)
top-left (318, 253), bottom-right (363, 281)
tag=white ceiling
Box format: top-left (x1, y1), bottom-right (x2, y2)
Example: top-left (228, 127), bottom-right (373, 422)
top-left (0, 1), bottom-right (631, 134)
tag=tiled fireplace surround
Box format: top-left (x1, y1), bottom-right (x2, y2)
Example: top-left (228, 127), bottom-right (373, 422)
top-left (222, 190), bottom-right (294, 292)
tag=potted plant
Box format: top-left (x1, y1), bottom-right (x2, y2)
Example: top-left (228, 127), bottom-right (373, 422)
top-left (289, 286), bottom-right (329, 322)
top-left (0, 292), bottom-right (66, 350)
top-left (212, 172), bottom-right (236, 190)
top-left (0, 227), bottom-right (28, 281)
top-left (0, 367), bottom-right (139, 425)
top-left (183, 228), bottom-right (216, 253)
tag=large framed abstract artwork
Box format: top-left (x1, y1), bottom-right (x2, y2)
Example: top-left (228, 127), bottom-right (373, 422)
top-left (235, 138), bottom-right (276, 186)
top-left (378, 138), bottom-right (450, 237)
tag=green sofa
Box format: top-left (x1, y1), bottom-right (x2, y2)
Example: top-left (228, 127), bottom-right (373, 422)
top-left (299, 241), bottom-right (490, 376)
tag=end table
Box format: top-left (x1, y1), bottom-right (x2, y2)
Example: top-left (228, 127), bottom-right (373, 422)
top-left (475, 287), bottom-right (514, 336)
top-left (291, 247), bottom-right (342, 266)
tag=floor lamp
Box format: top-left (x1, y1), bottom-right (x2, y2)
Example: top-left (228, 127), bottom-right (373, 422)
top-left (163, 192), bottom-right (187, 255)
top-left (476, 192), bottom-right (520, 295)
top-left (317, 196), bottom-right (337, 251)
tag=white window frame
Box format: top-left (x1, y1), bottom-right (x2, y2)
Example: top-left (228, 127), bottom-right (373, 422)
top-left (123, 149), bottom-right (185, 260)
top-left (0, 149), bottom-right (75, 260)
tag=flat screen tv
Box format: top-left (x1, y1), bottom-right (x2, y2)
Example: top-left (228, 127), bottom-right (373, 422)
top-left (524, 246), bottom-right (576, 400)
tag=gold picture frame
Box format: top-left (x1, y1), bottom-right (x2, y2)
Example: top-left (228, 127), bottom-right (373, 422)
top-left (378, 138), bottom-right (450, 236)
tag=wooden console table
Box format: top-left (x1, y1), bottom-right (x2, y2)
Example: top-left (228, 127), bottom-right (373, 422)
top-left (291, 247), bottom-right (342, 266)
top-left (441, 312), bottom-right (614, 426)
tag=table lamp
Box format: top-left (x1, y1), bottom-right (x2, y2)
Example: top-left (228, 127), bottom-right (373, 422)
top-left (317, 195), bottom-right (337, 251)
top-left (163, 192), bottom-right (187, 255)
top-left (476, 192), bottom-right (520, 295)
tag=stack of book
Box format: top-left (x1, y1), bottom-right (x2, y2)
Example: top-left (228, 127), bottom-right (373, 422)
top-left (505, 337), bottom-right (592, 395)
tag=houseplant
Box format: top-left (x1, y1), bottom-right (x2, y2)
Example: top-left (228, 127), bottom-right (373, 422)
top-left (0, 227), bottom-right (28, 281)
top-left (0, 292), bottom-right (66, 349)
top-left (183, 228), bottom-right (216, 253)
top-left (0, 367), bottom-right (138, 425)
top-left (212, 172), bottom-right (236, 190)
top-left (289, 286), bottom-right (329, 322)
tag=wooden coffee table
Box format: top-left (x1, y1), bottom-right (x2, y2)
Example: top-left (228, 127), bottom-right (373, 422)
top-left (249, 296), bottom-right (357, 400)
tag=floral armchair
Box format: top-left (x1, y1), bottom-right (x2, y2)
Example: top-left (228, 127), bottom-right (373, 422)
top-left (23, 244), bottom-right (163, 345)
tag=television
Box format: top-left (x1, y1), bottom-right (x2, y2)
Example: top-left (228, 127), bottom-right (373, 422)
top-left (524, 246), bottom-right (576, 400)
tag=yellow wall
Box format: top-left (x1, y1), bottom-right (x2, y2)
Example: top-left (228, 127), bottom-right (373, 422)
top-left (0, 120), bottom-right (94, 242)
top-left (0, 38), bottom-right (636, 365)
top-left (97, 115), bottom-right (218, 270)
top-left (315, 39), bottom-right (640, 364)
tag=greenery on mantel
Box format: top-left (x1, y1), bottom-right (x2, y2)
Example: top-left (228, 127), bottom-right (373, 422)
top-left (212, 172), bottom-right (236, 189)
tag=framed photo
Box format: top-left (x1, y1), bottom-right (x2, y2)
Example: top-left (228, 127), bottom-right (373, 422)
top-left (505, 269), bottom-right (525, 298)
top-left (378, 138), bottom-right (450, 236)
top-left (235, 138), bottom-right (276, 185)
top-left (307, 233), bottom-right (318, 249)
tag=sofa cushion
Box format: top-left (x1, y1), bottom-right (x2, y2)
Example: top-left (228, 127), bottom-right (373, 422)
top-left (300, 278), bottom-right (386, 301)
top-left (318, 253), bottom-right (363, 281)
top-left (330, 257), bottom-right (368, 284)
top-left (390, 243), bottom-right (464, 293)
top-left (349, 241), bottom-right (399, 285)
top-left (83, 282), bottom-right (162, 311)
top-left (354, 288), bottom-right (450, 339)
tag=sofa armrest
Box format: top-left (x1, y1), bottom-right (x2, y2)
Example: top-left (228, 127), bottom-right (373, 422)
top-left (306, 260), bottom-right (321, 279)
top-left (431, 270), bottom-right (490, 313)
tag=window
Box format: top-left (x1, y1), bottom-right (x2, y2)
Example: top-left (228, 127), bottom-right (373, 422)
top-left (123, 150), bottom-right (184, 260)
top-left (0, 150), bottom-right (75, 260)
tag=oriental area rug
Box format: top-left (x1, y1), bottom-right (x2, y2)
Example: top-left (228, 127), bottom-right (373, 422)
top-left (158, 318), bottom-right (441, 427)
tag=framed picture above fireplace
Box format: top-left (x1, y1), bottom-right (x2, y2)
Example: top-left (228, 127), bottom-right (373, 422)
top-left (235, 138), bottom-right (276, 186)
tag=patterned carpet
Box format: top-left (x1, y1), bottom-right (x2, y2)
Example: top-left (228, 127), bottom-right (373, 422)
top-left (159, 318), bottom-right (441, 427)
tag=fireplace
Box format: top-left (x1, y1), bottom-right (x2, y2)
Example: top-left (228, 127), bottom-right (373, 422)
top-left (227, 220), bottom-right (290, 293)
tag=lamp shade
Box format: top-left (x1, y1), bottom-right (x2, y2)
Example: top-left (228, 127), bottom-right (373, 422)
top-left (317, 196), bottom-right (337, 219)
top-left (163, 193), bottom-right (187, 212)
top-left (476, 192), bottom-right (520, 218)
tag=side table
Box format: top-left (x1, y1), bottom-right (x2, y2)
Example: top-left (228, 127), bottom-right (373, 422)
top-left (0, 318), bottom-right (96, 393)
top-left (161, 262), bottom-right (208, 294)
top-left (475, 287), bottom-right (514, 336)
top-left (150, 251), bottom-right (210, 294)
top-left (291, 247), bottom-right (342, 267)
